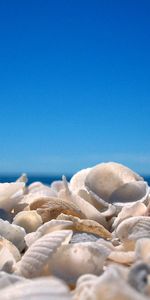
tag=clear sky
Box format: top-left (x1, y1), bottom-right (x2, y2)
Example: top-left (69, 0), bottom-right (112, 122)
top-left (0, 0), bottom-right (150, 175)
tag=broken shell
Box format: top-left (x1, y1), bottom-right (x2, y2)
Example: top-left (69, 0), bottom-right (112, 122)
top-left (13, 211), bottom-right (43, 233)
top-left (15, 230), bottom-right (73, 278)
top-left (69, 168), bottom-right (91, 194)
top-left (0, 182), bottom-right (25, 212)
top-left (56, 214), bottom-right (111, 239)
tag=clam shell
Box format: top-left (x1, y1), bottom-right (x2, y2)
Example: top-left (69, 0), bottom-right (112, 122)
top-left (13, 211), bottom-right (43, 233)
top-left (0, 277), bottom-right (72, 300)
top-left (15, 230), bottom-right (73, 278)
top-left (47, 242), bottom-right (111, 285)
top-left (85, 162), bottom-right (142, 201)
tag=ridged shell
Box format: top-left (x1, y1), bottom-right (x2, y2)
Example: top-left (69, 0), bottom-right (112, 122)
top-left (56, 214), bottom-right (111, 239)
top-left (47, 242), bottom-right (111, 285)
top-left (13, 211), bottom-right (43, 233)
top-left (85, 162), bottom-right (143, 201)
top-left (25, 219), bottom-right (73, 247)
top-left (15, 230), bottom-right (73, 278)
top-left (0, 219), bottom-right (26, 252)
top-left (0, 277), bottom-right (72, 300)
top-left (115, 216), bottom-right (150, 248)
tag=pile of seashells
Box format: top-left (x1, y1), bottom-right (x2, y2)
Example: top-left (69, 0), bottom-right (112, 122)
top-left (0, 162), bottom-right (150, 299)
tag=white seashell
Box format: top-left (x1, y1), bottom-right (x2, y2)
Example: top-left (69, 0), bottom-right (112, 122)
top-left (47, 242), bottom-right (111, 285)
top-left (0, 219), bottom-right (26, 252)
top-left (13, 211), bottom-right (43, 233)
top-left (61, 176), bottom-right (108, 228)
top-left (0, 182), bottom-right (25, 212)
top-left (112, 202), bottom-right (147, 229)
top-left (0, 245), bottom-right (16, 273)
top-left (115, 216), bottom-right (150, 250)
top-left (51, 180), bottom-right (65, 193)
top-left (15, 230), bottom-right (73, 278)
top-left (85, 162), bottom-right (143, 201)
top-left (0, 277), bottom-right (72, 300)
top-left (108, 181), bottom-right (149, 208)
top-left (0, 237), bottom-right (21, 262)
top-left (69, 168), bottom-right (91, 194)
top-left (25, 219), bottom-right (73, 247)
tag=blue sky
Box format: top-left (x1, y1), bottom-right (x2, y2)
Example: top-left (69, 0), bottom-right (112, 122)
top-left (0, 0), bottom-right (150, 175)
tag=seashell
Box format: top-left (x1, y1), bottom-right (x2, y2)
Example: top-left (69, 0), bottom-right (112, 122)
top-left (0, 237), bottom-right (21, 262)
top-left (69, 168), bottom-right (91, 194)
top-left (29, 196), bottom-right (86, 222)
top-left (0, 276), bottom-right (72, 300)
top-left (112, 202), bottom-right (147, 229)
top-left (25, 219), bottom-right (73, 247)
top-left (108, 181), bottom-right (149, 208)
top-left (0, 182), bottom-right (25, 212)
top-left (47, 242), bottom-right (111, 285)
top-left (0, 246), bottom-right (15, 273)
top-left (115, 216), bottom-right (150, 250)
top-left (56, 214), bottom-right (111, 239)
top-left (135, 238), bottom-right (150, 263)
top-left (127, 262), bottom-right (150, 296)
top-left (27, 181), bottom-right (44, 191)
top-left (15, 230), bottom-right (73, 278)
top-left (73, 265), bottom-right (147, 300)
top-left (108, 250), bottom-right (135, 265)
top-left (0, 271), bottom-right (29, 289)
top-left (0, 219), bottom-right (26, 252)
top-left (85, 162), bottom-right (143, 203)
top-left (60, 176), bottom-right (108, 228)
top-left (13, 210), bottom-right (43, 233)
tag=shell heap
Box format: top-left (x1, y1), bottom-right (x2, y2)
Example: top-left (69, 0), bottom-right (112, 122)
top-left (0, 162), bottom-right (150, 299)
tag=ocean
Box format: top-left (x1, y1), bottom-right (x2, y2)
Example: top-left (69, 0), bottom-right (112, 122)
top-left (0, 174), bottom-right (150, 186)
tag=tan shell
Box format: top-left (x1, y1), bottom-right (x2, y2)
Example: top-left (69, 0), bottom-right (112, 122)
top-left (135, 238), bottom-right (150, 263)
top-left (85, 162), bottom-right (143, 201)
top-left (108, 251), bottom-right (135, 265)
top-left (29, 196), bottom-right (85, 222)
top-left (57, 214), bottom-right (111, 239)
top-left (15, 230), bottom-right (73, 278)
top-left (0, 277), bottom-right (72, 300)
top-left (13, 211), bottom-right (43, 233)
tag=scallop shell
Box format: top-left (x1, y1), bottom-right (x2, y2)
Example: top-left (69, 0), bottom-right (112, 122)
top-left (47, 242), bottom-right (111, 285)
top-left (56, 214), bottom-right (111, 239)
top-left (13, 211), bottom-right (43, 233)
top-left (0, 219), bottom-right (26, 252)
top-left (15, 230), bottom-right (73, 278)
top-left (0, 182), bottom-right (25, 212)
top-left (0, 277), bottom-right (72, 300)
top-left (25, 219), bottom-right (73, 247)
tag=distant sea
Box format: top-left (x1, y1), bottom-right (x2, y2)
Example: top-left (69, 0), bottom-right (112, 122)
top-left (0, 174), bottom-right (150, 186)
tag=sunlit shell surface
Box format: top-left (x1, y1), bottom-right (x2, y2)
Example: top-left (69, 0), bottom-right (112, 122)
top-left (1, 162), bottom-right (150, 299)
